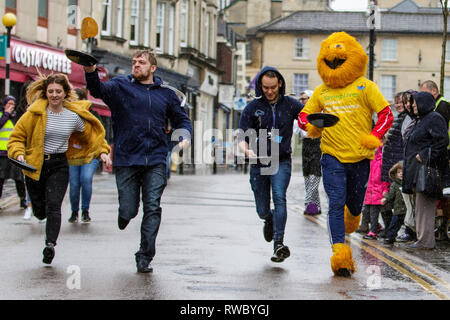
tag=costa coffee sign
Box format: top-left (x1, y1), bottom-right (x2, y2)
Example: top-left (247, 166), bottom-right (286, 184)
top-left (12, 44), bottom-right (72, 74)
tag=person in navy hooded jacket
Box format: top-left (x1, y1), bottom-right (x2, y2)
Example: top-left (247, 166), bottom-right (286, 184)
top-left (84, 50), bottom-right (192, 273)
top-left (238, 66), bottom-right (303, 262)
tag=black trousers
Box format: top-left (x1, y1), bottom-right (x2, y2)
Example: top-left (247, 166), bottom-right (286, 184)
top-left (25, 156), bottom-right (69, 246)
top-left (0, 178), bottom-right (26, 201)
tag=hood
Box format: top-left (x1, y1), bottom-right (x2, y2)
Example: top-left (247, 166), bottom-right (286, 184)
top-left (412, 91), bottom-right (435, 117)
top-left (254, 66), bottom-right (286, 100)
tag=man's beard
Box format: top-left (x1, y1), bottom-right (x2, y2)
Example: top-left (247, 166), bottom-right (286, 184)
top-left (133, 69), bottom-right (151, 81)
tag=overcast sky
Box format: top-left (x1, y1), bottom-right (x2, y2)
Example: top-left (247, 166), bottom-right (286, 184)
top-left (330, 0), bottom-right (368, 11)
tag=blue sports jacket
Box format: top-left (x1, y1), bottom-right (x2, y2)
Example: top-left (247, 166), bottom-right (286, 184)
top-left (239, 66), bottom-right (303, 161)
top-left (86, 71), bottom-right (192, 167)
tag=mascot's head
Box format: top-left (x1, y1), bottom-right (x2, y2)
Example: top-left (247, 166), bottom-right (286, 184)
top-left (317, 31), bottom-right (368, 89)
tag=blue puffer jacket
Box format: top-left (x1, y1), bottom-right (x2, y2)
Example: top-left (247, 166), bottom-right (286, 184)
top-left (86, 71), bottom-right (192, 167)
top-left (239, 66), bottom-right (303, 162)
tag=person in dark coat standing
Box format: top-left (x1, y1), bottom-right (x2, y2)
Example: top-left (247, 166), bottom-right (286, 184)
top-left (299, 90), bottom-right (322, 216)
top-left (402, 91), bottom-right (448, 249)
top-left (419, 80), bottom-right (450, 129)
top-left (0, 96), bottom-right (26, 209)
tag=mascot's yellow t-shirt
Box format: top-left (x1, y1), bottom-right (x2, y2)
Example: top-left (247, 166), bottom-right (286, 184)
top-left (303, 76), bottom-right (389, 163)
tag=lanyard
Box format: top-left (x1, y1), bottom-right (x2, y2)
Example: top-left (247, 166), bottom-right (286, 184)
top-left (271, 103), bottom-right (277, 130)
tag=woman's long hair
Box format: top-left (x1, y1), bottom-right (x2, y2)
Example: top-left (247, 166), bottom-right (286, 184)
top-left (26, 73), bottom-right (77, 105)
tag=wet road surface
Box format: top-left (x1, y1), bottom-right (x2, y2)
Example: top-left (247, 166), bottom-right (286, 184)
top-left (0, 171), bottom-right (449, 300)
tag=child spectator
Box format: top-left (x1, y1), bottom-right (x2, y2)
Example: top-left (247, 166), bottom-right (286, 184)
top-left (362, 145), bottom-right (391, 240)
top-left (382, 162), bottom-right (407, 244)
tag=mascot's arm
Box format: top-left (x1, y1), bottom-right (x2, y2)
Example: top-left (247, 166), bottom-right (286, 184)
top-left (359, 106), bottom-right (393, 149)
top-left (298, 112), bottom-right (323, 139)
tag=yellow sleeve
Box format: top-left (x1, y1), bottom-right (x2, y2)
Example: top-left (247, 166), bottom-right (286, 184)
top-left (365, 81), bottom-right (390, 114)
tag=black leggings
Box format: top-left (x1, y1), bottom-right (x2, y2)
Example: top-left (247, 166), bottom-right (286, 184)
top-left (25, 157), bottom-right (69, 246)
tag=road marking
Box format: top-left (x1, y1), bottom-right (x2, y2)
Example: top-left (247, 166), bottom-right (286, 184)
top-left (293, 206), bottom-right (449, 300)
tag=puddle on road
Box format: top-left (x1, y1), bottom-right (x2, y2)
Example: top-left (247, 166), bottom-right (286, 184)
top-left (173, 266), bottom-right (215, 276)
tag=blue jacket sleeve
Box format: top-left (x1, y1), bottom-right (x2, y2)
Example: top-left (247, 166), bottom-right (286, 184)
top-left (85, 70), bottom-right (116, 108)
top-left (167, 92), bottom-right (192, 140)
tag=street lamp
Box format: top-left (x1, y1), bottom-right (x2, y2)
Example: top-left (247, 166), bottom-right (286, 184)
top-left (2, 12), bottom-right (17, 96)
top-left (368, 1), bottom-right (376, 81)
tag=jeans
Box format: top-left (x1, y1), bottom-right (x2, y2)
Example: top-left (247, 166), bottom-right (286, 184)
top-left (249, 158), bottom-right (291, 242)
top-left (321, 154), bottom-right (370, 244)
top-left (25, 157), bottom-right (69, 246)
top-left (385, 214), bottom-right (405, 240)
top-left (115, 164), bottom-right (167, 263)
top-left (69, 158), bottom-right (99, 212)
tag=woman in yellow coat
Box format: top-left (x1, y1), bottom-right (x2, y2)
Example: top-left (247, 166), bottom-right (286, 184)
top-left (7, 73), bottom-right (111, 265)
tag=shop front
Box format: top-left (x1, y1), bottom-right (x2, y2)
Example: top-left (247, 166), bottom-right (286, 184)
top-left (0, 37), bottom-right (110, 122)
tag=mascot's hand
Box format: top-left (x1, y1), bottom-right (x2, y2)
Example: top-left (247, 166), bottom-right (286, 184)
top-left (306, 123), bottom-right (323, 139)
top-left (359, 134), bottom-right (382, 150)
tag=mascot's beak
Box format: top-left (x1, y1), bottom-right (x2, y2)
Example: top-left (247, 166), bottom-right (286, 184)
top-left (325, 58), bottom-right (346, 69)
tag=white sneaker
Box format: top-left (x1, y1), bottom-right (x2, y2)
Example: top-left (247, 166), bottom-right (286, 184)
top-left (23, 207), bottom-right (33, 220)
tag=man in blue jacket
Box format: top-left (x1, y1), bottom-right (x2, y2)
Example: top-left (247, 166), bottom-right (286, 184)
top-left (84, 50), bottom-right (192, 273)
top-left (238, 66), bottom-right (303, 262)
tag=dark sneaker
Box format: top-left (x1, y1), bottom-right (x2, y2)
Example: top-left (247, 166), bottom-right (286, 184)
top-left (118, 216), bottom-right (130, 230)
top-left (136, 259), bottom-right (153, 273)
top-left (263, 219), bottom-right (273, 242)
top-left (383, 238), bottom-right (395, 244)
top-left (81, 210), bottom-right (91, 223)
top-left (363, 231), bottom-right (378, 240)
top-left (271, 243), bottom-right (290, 263)
top-left (42, 244), bottom-right (55, 264)
top-left (68, 211), bottom-right (78, 223)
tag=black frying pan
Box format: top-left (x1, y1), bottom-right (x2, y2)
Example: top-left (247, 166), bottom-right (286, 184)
top-left (306, 113), bottom-right (340, 128)
top-left (65, 49), bottom-right (98, 67)
top-left (8, 157), bottom-right (37, 172)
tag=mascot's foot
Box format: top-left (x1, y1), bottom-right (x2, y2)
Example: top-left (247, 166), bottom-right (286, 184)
top-left (344, 206), bottom-right (361, 234)
top-left (330, 243), bottom-right (355, 277)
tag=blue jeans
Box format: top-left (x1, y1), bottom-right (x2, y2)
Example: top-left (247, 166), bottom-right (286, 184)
top-left (69, 158), bottom-right (99, 212)
top-left (115, 164), bottom-right (167, 262)
top-left (249, 159), bottom-right (292, 242)
top-left (321, 154), bottom-right (370, 244)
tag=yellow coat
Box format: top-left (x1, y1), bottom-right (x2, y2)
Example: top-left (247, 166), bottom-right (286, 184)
top-left (7, 99), bottom-right (110, 180)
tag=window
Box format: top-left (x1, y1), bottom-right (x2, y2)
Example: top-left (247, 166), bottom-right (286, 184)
top-left (446, 40), bottom-right (450, 62)
top-left (246, 42), bottom-right (252, 63)
top-left (67, 0), bottom-right (78, 35)
top-left (382, 39), bottom-right (397, 61)
top-left (156, 2), bottom-right (165, 52)
top-left (116, 0), bottom-right (123, 38)
top-left (294, 37), bottom-right (309, 59)
top-left (293, 74), bottom-right (309, 96)
top-left (102, 0), bottom-right (112, 36)
top-left (130, 0), bottom-right (140, 45)
top-left (144, 0), bottom-right (151, 47)
top-left (204, 12), bottom-right (210, 57)
top-left (381, 75), bottom-right (397, 101)
top-left (180, 0), bottom-right (189, 47)
top-left (444, 77), bottom-right (450, 98)
top-left (38, 0), bottom-right (48, 28)
top-left (5, 0), bottom-right (16, 14)
top-left (168, 4), bottom-right (175, 55)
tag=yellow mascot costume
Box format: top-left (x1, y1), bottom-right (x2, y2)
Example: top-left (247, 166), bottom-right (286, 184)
top-left (298, 32), bottom-right (393, 277)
